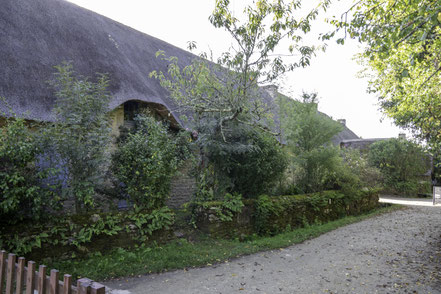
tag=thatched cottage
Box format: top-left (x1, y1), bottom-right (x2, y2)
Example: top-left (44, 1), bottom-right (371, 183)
top-left (0, 0), bottom-right (360, 206)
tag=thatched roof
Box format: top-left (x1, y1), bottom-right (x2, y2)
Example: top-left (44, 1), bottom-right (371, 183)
top-left (331, 126), bottom-right (360, 145)
top-left (0, 0), bottom-right (358, 144)
top-left (0, 0), bottom-right (198, 124)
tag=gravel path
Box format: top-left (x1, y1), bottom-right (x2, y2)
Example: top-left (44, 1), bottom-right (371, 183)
top-left (105, 206), bottom-right (441, 294)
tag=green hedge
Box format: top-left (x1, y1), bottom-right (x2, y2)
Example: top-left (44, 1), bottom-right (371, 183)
top-left (196, 189), bottom-right (379, 237)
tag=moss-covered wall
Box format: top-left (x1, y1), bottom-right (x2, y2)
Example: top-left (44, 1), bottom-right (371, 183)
top-left (0, 209), bottom-right (175, 261)
top-left (195, 202), bottom-right (256, 238)
top-left (0, 190), bottom-right (379, 262)
top-left (195, 190), bottom-right (380, 238)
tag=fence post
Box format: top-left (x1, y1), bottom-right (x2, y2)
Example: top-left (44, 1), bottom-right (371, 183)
top-left (0, 251), bottom-right (104, 294)
top-left (50, 269), bottom-right (59, 294)
top-left (63, 275), bottom-right (72, 294)
top-left (38, 265), bottom-right (47, 294)
top-left (17, 257), bottom-right (26, 294)
top-left (6, 253), bottom-right (16, 294)
top-left (26, 261), bottom-right (36, 294)
top-left (0, 250), bottom-right (6, 294)
top-left (77, 278), bottom-right (92, 294)
top-left (90, 282), bottom-right (106, 294)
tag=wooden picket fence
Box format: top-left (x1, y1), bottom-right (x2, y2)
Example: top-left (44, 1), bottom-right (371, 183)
top-left (0, 250), bottom-right (106, 294)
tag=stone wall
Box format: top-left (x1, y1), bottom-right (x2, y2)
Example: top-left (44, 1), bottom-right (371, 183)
top-left (167, 160), bottom-right (196, 209)
top-left (195, 190), bottom-right (380, 238)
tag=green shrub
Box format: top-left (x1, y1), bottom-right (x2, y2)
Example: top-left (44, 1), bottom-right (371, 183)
top-left (254, 195), bottom-right (283, 235)
top-left (219, 193), bottom-right (245, 221)
top-left (293, 146), bottom-right (344, 193)
top-left (368, 138), bottom-right (430, 195)
top-left (337, 148), bottom-right (383, 192)
top-left (112, 114), bottom-right (189, 209)
top-left (202, 124), bottom-right (288, 198)
top-left (0, 117), bottom-right (60, 224)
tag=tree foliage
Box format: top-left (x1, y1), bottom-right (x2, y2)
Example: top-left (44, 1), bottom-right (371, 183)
top-left (327, 0), bottom-right (441, 147)
top-left (48, 63), bottom-right (112, 213)
top-left (150, 1), bottom-right (331, 200)
top-left (151, 0), bottom-right (330, 139)
top-left (279, 92), bottom-right (343, 193)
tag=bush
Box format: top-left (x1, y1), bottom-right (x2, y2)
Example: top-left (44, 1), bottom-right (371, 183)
top-left (368, 138), bottom-right (430, 195)
top-left (112, 114), bottom-right (190, 209)
top-left (194, 189), bottom-right (380, 238)
top-left (291, 146), bottom-right (344, 193)
top-left (338, 148), bottom-right (383, 191)
top-left (0, 117), bottom-right (59, 223)
top-left (202, 124), bottom-right (288, 198)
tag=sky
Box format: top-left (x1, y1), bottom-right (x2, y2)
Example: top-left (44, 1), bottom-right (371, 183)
top-left (66, 0), bottom-right (406, 139)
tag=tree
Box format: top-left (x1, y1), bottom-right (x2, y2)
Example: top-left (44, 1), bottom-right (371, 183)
top-left (327, 0), bottom-right (441, 148)
top-left (150, 0), bottom-right (330, 139)
top-left (47, 63), bottom-right (112, 213)
top-left (279, 92), bottom-right (343, 193)
top-left (150, 1), bottom-right (331, 199)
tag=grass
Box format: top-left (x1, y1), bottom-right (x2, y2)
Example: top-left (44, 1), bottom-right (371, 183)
top-left (48, 205), bottom-right (402, 281)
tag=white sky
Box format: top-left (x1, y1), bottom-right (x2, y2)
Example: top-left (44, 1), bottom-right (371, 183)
top-left (66, 0), bottom-right (406, 139)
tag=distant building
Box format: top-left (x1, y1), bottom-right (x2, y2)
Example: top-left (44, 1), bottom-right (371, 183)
top-left (340, 138), bottom-right (389, 150)
top-left (340, 133), bottom-right (408, 151)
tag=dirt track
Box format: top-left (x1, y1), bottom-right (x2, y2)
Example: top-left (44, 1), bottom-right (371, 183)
top-left (105, 205), bottom-right (441, 294)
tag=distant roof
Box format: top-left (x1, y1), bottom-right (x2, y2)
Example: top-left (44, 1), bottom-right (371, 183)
top-left (319, 113), bottom-right (359, 145)
top-left (341, 138), bottom-right (390, 144)
top-left (340, 138), bottom-right (390, 149)
top-left (331, 126), bottom-right (360, 145)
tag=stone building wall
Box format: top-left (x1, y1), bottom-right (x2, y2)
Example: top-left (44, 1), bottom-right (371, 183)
top-left (167, 160), bottom-right (196, 209)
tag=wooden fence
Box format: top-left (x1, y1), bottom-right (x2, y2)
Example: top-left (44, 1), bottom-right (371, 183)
top-left (0, 250), bottom-right (106, 294)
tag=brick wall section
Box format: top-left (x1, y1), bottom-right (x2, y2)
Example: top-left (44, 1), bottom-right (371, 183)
top-left (167, 160), bottom-right (196, 209)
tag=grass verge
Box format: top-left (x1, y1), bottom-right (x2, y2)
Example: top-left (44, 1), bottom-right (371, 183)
top-left (48, 205), bottom-right (402, 281)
